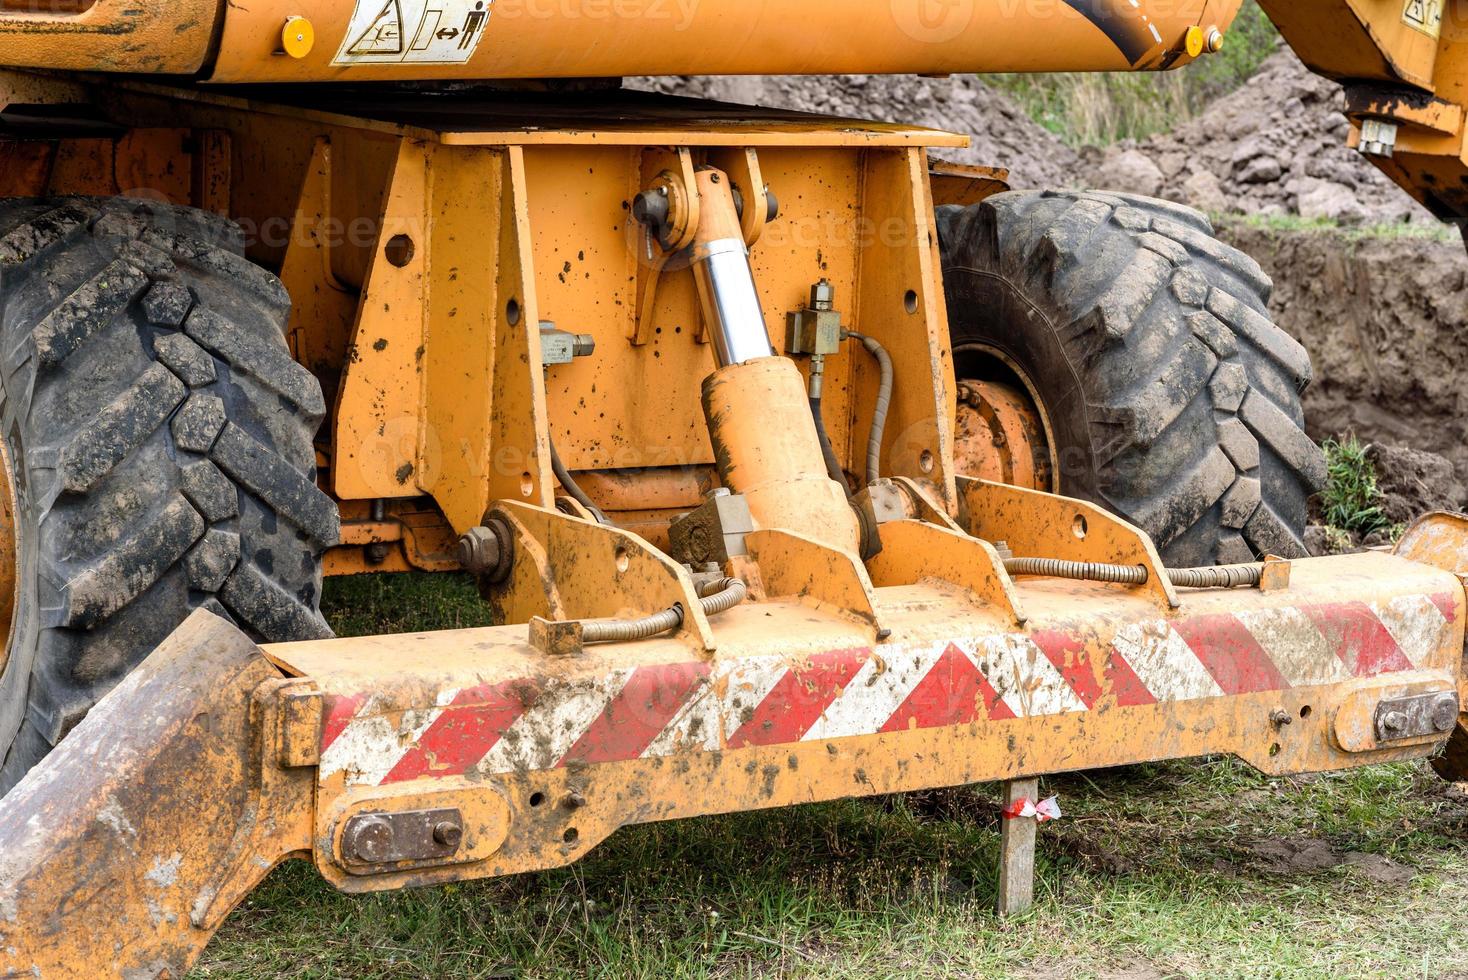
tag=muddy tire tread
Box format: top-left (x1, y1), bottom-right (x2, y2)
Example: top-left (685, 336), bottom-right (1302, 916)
top-left (938, 190), bottom-right (1326, 567)
top-left (0, 196), bottom-right (338, 792)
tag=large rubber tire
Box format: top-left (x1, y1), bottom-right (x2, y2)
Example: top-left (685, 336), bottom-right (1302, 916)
top-left (0, 197), bottom-right (340, 793)
top-left (937, 190), bottom-right (1327, 567)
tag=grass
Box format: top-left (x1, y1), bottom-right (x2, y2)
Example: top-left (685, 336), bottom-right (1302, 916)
top-left (984, 1), bottom-right (1282, 146)
top-left (1221, 212), bottom-right (1466, 244)
top-left (1321, 435), bottom-right (1391, 538)
top-left (193, 573), bottom-right (1468, 979)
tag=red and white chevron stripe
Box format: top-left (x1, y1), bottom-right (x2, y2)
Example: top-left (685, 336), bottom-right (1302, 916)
top-left (318, 592), bottom-right (1459, 788)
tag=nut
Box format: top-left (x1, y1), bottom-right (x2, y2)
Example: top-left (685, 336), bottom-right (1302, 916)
top-left (458, 517), bottom-right (513, 582)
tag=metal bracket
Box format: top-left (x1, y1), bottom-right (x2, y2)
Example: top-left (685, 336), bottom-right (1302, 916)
top-left (341, 808), bottom-right (466, 870)
top-left (1375, 692), bottom-right (1459, 743)
top-left (957, 476), bottom-right (1179, 609)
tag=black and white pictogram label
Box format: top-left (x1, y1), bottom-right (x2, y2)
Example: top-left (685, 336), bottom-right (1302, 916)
top-left (1403, 0), bottom-right (1443, 39)
top-left (334, 0), bottom-right (491, 65)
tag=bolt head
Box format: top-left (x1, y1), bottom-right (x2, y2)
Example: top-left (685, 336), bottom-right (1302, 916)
top-left (345, 816), bottom-right (394, 864)
top-left (1382, 710), bottom-right (1408, 733)
top-left (1434, 697), bottom-right (1459, 733)
top-left (432, 820), bottom-right (464, 850)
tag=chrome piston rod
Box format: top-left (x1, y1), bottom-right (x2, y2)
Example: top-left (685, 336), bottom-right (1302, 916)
top-left (691, 237), bottom-right (776, 367)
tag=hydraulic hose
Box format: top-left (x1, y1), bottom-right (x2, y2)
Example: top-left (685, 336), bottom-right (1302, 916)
top-left (843, 331), bottom-right (893, 484)
top-left (810, 394), bottom-right (848, 489)
top-left (581, 578), bottom-right (748, 644)
top-left (1003, 558), bottom-right (1265, 589)
top-left (549, 436), bottom-right (608, 524)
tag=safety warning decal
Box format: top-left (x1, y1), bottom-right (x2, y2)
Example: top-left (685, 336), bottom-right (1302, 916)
top-left (333, 0), bottom-right (490, 66)
top-left (1403, 0), bottom-right (1443, 39)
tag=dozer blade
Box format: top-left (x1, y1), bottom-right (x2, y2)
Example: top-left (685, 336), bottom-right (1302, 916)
top-left (0, 611), bottom-right (312, 980)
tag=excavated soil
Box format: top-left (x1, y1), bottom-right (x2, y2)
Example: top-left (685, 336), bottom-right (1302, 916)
top-left (1224, 223), bottom-right (1468, 501)
top-left (628, 73), bottom-right (1082, 188)
top-left (634, 49), bottom-right (1468, 520)
top-left (1088, 52), bottom-right (1435, 227)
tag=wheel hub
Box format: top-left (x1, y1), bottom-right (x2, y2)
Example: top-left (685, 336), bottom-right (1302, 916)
top-left (953, 378), bottom-right (1054, 492)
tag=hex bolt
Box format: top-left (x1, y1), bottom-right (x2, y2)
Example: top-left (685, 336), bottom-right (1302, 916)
top-left (632, 187), bottom-right (670, 228)
top-left (344, 815), bottom-right (395, 864)
top-left (810, 278), bottom-right (835, 311)
top-left (1381, 710), bottom-right (1407, 733)
top-left (458, 517), bottom-right (513, 582)
top-left (457, 526), bottom-right (499, 572)
top-left (563, 791), bottom-right (587, 811)
top-left (1269, 708), bottom-right (1292, 728)
top-left (432, 820), bottom-right (464, 850)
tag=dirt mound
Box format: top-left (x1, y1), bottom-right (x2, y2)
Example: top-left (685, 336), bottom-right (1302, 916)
top-left (1368, 443), bottom-right (1468, 526)
top-left (627, 74), bottom-right (1081, 189)
top-left (1222, 223), bottom-right (1468, 487)
top-left (1088, 51), bottom-right (1428, 226)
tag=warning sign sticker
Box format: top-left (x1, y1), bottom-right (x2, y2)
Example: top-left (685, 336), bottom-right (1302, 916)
top-left (1403, 0), bottom-right (1443, 39)
top-left (333, 0), bottom-right (490, 66)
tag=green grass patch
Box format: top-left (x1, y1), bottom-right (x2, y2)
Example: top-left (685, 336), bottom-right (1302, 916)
top-left (1321, 435), bottom-right (1390, 537)
top-left (1221, 211), bottom-right (1465, 244)
top-left (984, 2), bottom-right (1280, 146)
top-left (192, 573), bottom-right (1468, 978)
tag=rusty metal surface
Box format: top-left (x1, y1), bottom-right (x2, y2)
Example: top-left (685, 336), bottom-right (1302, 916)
top-left (929, 161), bottom-right (1011, 208)
top-left (1395, 511), bottom-right (1468, 778)
top-left (953, 379), bottom-right (1053, 492)
top-left (264, 550), bottom-right (1464, 897)
top-left (959, 476), bottom-right (1180, 609)
top-left (0, 611), bottom-right (313, 978)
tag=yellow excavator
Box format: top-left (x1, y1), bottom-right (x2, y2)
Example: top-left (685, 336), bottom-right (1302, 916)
top-left (0, 1), bottom-right (1465, 974)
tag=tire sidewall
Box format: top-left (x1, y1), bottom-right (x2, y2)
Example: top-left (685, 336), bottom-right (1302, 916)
top-left (944, 263), bottom-right (1102, 503)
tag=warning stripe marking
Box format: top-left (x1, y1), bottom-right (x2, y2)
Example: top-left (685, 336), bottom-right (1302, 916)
top-left (321, 594), bottom-right (1459, 787)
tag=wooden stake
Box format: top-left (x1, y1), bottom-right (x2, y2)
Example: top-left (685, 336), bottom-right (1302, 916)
top-left (997, 778), bottom-right (1038, 916)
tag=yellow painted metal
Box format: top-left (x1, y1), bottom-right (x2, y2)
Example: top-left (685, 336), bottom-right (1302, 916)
top-left (958, 476), bottom-right (1180, 609)
top-left (953, 378), bottom-right (1054, 492)
top-left (484, 500), bottom-right (717, 652)
top-left (0, 536), bottom-right (1463, 975)
top-left (273, 547), bottom-right (1463, 894)
top-left (200, 0), bottom-right (1231, 83)
top-left (0, 0), bottom-right (218, 73)
top-left (1395, 511), bottom-right (1468, 779)
top-left (1257, 0), bottom-right (1442, 88)
top-left (0, 612), bottom-right (314, 979)
top-left (704, 358), bottom-right (862, 556)
top-left (331, 139), bottom-right (431, 503)
top-left (865, 519), bottom-right (1026, 626)
top-left (745, 527), bottom-right (881, 631)
top-left (1261, 0), bottom-right (1468, 224)
top-left (853, 148), bottom-right (958, 507)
